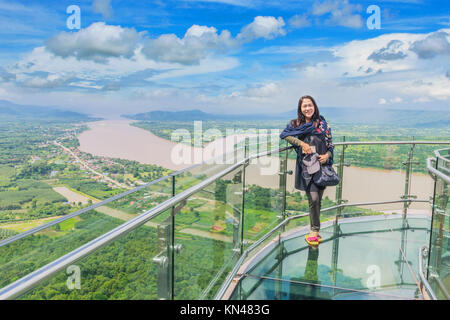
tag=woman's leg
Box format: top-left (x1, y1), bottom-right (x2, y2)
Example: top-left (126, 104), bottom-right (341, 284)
top-left (305, 183), bottom-right (325, 233)
top-left (317, 187), bottom-right (325, 218)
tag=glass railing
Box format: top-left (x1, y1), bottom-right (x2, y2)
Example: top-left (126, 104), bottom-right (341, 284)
top-left (422, 149), bottom-right (450, 299)
top-left (173, 166), bottom-right (244, 299)
top-left (0, 138), bottom-right (449, 300)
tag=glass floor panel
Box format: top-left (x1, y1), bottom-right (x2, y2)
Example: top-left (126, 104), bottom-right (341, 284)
top-left (231, 276), bottom-right (422, 300)
top-left (230, 217), bottom-right (431, 300)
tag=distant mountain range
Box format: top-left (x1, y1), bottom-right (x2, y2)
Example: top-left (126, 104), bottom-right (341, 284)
top-left (1, 99), bottom-right (448, 128)
top-left (0, 100), bottom-right (95, 121)
top-left (123, 107), bottom-right (450, 128)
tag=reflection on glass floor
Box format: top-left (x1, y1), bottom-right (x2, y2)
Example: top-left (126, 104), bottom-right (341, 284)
top-left (230, 215), bottom-right (431, 300)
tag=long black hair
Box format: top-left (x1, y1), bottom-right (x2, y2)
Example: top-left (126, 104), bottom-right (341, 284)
top-left (290, 95), bottom-right (321, 128)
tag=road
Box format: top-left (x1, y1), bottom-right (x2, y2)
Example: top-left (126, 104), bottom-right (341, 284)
top-left (54, 141), bottom-right (132, 190)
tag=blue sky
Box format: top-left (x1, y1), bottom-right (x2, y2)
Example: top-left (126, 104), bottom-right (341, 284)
top-left (0, 0), bottom-right (449, 116)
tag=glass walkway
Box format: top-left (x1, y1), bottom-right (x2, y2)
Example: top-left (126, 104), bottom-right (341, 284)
top-left (0, 139), bottom-right (448, 300)
top-left (228, 215), bottom-right (430, 300)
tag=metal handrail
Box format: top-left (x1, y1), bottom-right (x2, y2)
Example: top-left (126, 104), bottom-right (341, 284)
top-left (418, 246), bottom-right (438, 300)
top-left (427, 158), bottom-right (450, 183)
top-left (434, 148), bottom-right (450, 163)
top-left (1, 140), bottom-right (449, 299)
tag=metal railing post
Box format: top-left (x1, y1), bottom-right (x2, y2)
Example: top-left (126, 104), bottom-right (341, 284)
top-left (428, 159), bottom-right (447, 282)
top-left (153, 174), bottom-right (177, 300)
top-left (240, 138), bottom-right (249, 254)
top-left (335, 136), bottom-right (347, 222)
top-left (402, 138), bottom-right (417, 217)
top-left (419, 246), bottom-right (438, 300)
top-left (153, 217), bottom-right (172, 300)
top-left (426, 155), bottom-right (437, 282)
top-left (170, 174), bottom-right (176, 300)
top-left (279, 139), bottom-right (289, 234)
top-left (330, 137), bottom-right (346, 287)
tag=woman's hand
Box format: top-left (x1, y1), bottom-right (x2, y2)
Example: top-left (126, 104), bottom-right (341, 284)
top-left (318, 153), bottom-right (329, 164)
top-left (300, 142), bottom-right (312, 154)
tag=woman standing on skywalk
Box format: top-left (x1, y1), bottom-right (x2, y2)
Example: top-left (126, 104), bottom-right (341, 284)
top-left (280, 95), bottom-right (334, 246)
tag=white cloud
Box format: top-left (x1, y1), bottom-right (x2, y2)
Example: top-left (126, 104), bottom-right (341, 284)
top-left (11, 45), bottom-right (239, 91)
top-left (216, 27), bottom-right (450, 113)
top-left (288, 14), bottom-right (311, 29)
top-left (312, 1), bottom-right (338, 16)
top-left (246, 82), bottom-right (280, 97)
top-left (147, 56), bottom-right (240, 80)
top-left (4, 16), bottom-right (450, 116)
top-left (21, 73), bottom-right (74, 89)
top-left (409, 31), bottom-right (450, 59)
top-left (0, 83), bottom-right (16, 100)
top-left (93, 0), bottom-right (113, 19)
top-left (329, 32), bottom-right (423, 78)
top-left (296, 29), bottom-right (450, 106)
top-left (413, 97), bottom-right (430, 103)
top-left (45, 22), bottom-right (140, 62)
top-left (142, 25), bottom-right (236, 65)
top-left (401, 74), bottom-right (450, 101)
top-left (368, 40), bottom-right (408, 63)
top-left (10, 18), bottom-right (286, 91)
top-left (312, 0), bottom-right (363, 28)
top-left (0, 66), bottom-right (15, 81)
top-left (228, 82), bottom-right (281, 100)
top-left (237, 16), bottom-right (286, 43)
top-left (142, 16), bottom-right (286, 65)
top-left (38, 18), bottom-right (287, 69)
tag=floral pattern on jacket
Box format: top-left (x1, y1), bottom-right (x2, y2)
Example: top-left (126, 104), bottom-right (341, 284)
top-left (318, 120), bottom-right (334, 159)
